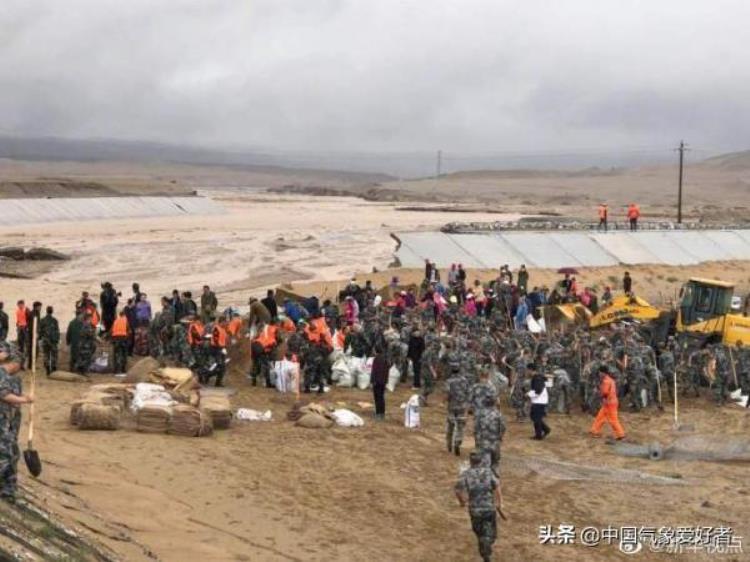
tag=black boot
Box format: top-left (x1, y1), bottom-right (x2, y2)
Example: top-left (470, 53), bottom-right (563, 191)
top-left (454, 444), bottom-right (461, 457)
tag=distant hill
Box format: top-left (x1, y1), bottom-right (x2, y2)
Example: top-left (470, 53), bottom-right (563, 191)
top-left (702, 150), bottom-right (750, 170)
top-left (0, 135), bottom-right (396, 183)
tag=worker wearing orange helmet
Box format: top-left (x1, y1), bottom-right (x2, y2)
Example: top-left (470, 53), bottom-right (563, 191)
top-left (590, 365), bottom-right (626, 440)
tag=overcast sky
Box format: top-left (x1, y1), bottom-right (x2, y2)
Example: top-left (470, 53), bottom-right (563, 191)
top-left (1, 0), bottom-right (748, 157)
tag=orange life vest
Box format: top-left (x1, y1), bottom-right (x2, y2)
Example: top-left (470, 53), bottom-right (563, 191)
top-left (188, 321), bottom-right (205, 346)
top-left (598, 205), bottom-right (607, 219)
top-left (254, 324), bottom-right (278, 351)
top-left (227, 317), bottom-right (242, 337)
top-left (334, 330), bottom-right (346, 349)
top-left (627, 205), bottom-right (640, 219)
top-left (111, 316), bottom-right (129, 337)
top-left (310, 317), bottom-right (333, 347)
top-left (212, 325), bottom-right (227, 348)
top-left (280, 318), bottom-right (296, 333)
top-left (15, 306), bottom-right (27, 327)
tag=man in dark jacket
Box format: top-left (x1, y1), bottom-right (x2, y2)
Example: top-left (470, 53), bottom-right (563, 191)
top-left (371, 346), bottom-right (389, 419)
top-left (66, 312), bottom-right (85, 372)
top-left (261, 289), bottom-right (278, 319)
top-left (99, 282), bottom-right (119, 334)
top-left (26, 302), bottom-right (42, 370)
top-left (408, 328), bottom-right (426, 389)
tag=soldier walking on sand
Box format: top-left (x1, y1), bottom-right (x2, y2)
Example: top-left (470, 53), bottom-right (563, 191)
top-left (455, 451), bottom-right (503, 562)
top-left (445, 362), bottom-right (470, 456)
top-left (38, 306), bottom-right (60, 376)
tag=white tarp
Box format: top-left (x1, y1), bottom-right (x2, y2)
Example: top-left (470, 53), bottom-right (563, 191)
top-left (394, 229), bottom-right (750, 269)
top-left (0, 196), bottom-right (224, 226)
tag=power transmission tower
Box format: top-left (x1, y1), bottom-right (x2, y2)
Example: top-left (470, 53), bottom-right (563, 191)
top-left (436, 150), bottom-right (442, 179)
top-left (675, 140), bottom-right (689, 224)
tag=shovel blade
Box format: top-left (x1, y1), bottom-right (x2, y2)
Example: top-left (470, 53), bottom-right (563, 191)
top-left (23, 449), bottom-right (42, 478)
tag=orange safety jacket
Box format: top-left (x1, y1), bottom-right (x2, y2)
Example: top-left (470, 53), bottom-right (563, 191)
top-left (311, 317), bottom-right (333, 347)
top-left (600, 374), bottom-right (618, 408)
top-left (227, 317), bottom-right (243, 337)
top-left (280, 318), bottom-right (296, 333)
top-left (188, 321), bottom-right (205, 346)
top-left (212, 325), bottom-right (227, 348)
top-left (16, 306), bottom-right (28, 328)
top-left (111, 316), bottom-right (129, 338)
top-left (627, 205), bottom-right (640, 219)
top-left (254, 324), bottom-right (278, 351)
top-left (598, 205), bottom-right (608, 219)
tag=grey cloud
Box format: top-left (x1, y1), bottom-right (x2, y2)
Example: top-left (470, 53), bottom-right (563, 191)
top-left (0, 0), bottom-right (749, 158)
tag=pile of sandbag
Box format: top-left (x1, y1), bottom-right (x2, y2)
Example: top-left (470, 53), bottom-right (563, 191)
top-left (169, 404), bottom-right (213, 437)
top-left (136, 405), bottom-right (172, 434)
top-left (293, 402), bottom-right (335, 429)
top-left (200, 394), bottom-right (232, 429)
top-left (70, 383), bottom-right (133, 430)
top-left (149, 367), bottom-right (197, 394)
top-left (125, 357), bottom-right (161, 383)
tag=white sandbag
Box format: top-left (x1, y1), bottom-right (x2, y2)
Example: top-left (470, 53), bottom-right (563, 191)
top-left (273, 359), bottom-right (297, 393)
top-left (386, 365), bottom-right (400, 392)
top-left (236, 408), bottom-right (272, 421)
top-left (356, 366), bottom-right (371, 390)
top-left (527, 314), bottom-right (543, 333)
top-left (328, 349), bottom-right (344, 365)
top-left (131, 383), bottom-right (177, 412)
top-left (402, 394), bottom-right (421, 428)
top-left (331, 409), bottom-right (365, 427)
top-left (333, 357), bottom-right (355, 387)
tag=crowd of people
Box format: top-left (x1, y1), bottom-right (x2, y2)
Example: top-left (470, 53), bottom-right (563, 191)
top-left (2, 263), bottom-right (750, 560)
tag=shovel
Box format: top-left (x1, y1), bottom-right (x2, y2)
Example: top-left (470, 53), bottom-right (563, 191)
top-left (24, 316), bottom-right (42, 478)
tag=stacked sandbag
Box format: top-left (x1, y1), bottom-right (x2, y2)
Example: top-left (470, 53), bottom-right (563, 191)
top-left (149, 367), bottom-right (197, 395)
top-left (200, 395), bottom-right (232, 429)
top-left (169, 404), bottom-right (213, 437)
top-left (75, 403), bottom-right (120, 430)
top-left (125, 357), bottom-right (161, 383)
top-left (136, 406), bottom-right (172, 434)
top-left (70, 383), bottom-right (132, 429)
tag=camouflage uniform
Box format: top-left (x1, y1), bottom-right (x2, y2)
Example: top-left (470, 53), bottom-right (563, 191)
top-left (623, 345), bottom-right (647, 411)
top-left (171, 323), bottom-right (194, 367)
top-left (470, 380), bottom-right (498, 415)
top-left (74, 323), bottom-right (97, 375)
top-left (421, 342), bottom-right (440, 400)
top-left (683, 349), bottom-right (704, 397)
top-left (713, 346), bottom-right (731, 405)
top-left (473, 406), bottom-right (506, 475)
top-left (445, 372), bottom-right (470, 455)
top-left (509, 355), bottom-right (528, 421)
top-left (658, 348), bottom-right (676, 400)
top-left (303, 339), bottom-right (326, 394)
top-left (0, 367), bottom-right (22, 500)
top-left (455, 465), bottom-right (500, 562)
top-left (38, 313), bottom-right (60, 375)
top-left (736, 344), bottom-right (750, 405)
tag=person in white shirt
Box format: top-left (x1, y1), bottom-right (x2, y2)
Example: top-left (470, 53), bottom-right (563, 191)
top-left (526, 364), bottom-right (551, 440)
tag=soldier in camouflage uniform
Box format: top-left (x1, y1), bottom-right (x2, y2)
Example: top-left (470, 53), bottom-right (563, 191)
top-left (0, 356), bottom-right (33, 503)
top-left (303, 332), bottom-right (326, 394)
top-left (74, 313), bottom-right (97, 375)
top-left (712, 345), bottom-right (731, 406)
top-left (473, 395), bottom-right (506, 476)
top-left (445, 363), bottom-right (470, 456)
top-left (171, 321), bottom-right (194, 367)
top-left (508, 350), bottom-right (528, 422)
top-left (683, 348), bottom-right (704, 397)
top-left (421, 339), bottom-right (440, 404)
top-left (470, 368), bottom-right (498, 415)
top-left (658, 341), bottom-right (676, 401)
top-left (733, 341), bottom-right (750, 407)
top-left (38, 306), bottom-right (60, 376)
top-left (455, 451), bottom-right (503, 562)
